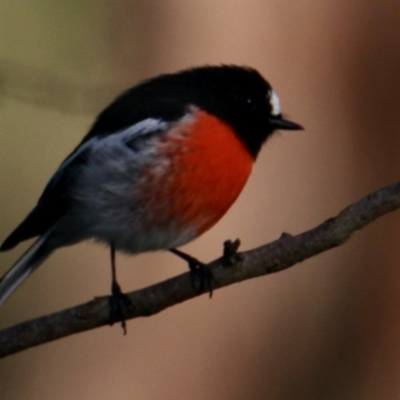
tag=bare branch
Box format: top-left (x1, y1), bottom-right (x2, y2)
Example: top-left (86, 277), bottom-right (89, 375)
top-left (1, 181), bottom-right (400, 358)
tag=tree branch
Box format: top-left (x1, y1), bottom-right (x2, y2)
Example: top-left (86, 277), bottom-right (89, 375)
top-left (1, 181), bottom-right (400, 358)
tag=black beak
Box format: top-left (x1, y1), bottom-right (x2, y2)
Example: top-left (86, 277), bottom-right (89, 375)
top-left (269, 116), bottom-right (303, 131)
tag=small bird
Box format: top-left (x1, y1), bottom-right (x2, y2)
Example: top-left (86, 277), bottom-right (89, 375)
top-left (0, 65), bottom-right (302, 308)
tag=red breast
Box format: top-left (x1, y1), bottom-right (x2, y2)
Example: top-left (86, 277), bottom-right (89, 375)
top-left (138, 109), bottom-right (254, 237)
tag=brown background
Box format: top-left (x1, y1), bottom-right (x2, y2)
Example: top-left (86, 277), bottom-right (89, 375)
top-left (1, 1), bottom-right (400, 399)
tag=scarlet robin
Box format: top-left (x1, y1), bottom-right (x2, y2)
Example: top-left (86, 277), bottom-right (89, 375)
top-left (0, 65), bottom-right (302, 309)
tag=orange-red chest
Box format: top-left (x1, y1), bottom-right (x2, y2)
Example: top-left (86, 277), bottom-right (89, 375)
top-left (139, 110), bottom-right (254, 236)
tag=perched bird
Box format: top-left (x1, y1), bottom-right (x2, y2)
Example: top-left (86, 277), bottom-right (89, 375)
top-left (0, 65), bottom-right (302, 309)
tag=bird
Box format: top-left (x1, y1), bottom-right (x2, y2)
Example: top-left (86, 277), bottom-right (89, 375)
top-left (0, 65), bottom-right (302, 311)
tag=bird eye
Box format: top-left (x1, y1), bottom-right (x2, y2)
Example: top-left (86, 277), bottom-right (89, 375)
top-left (246, 96), bottom-right (257, 110)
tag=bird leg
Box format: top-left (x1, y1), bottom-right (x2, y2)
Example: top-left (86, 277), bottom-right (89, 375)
top-left (109, 243), bottom-right (133, 334)
top-left (169, 248), bottom-right (214, 298)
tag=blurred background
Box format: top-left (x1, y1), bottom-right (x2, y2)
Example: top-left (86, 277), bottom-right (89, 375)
top-left (1, 1), bottom-right (400, 399)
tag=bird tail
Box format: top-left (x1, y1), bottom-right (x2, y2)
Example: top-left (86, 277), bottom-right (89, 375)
top-left (0, 231), bottom-right (53, 307)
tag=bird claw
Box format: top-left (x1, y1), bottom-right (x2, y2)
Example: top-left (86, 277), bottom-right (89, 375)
top-left (170, 248), bottom-right (214, 297)
top-left (109, 281), bottom-right (134, 335)
top-left (188, 261), bottom-right (214, 298)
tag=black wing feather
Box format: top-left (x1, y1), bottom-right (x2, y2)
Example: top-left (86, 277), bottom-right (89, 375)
top-left (1, 69), bottom-right (205, 251)
top-left (0, 147), bottom-right (90, 251)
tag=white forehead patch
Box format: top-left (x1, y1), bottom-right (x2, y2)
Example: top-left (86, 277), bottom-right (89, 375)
top-left (269, 90), bottom-right (281, 116)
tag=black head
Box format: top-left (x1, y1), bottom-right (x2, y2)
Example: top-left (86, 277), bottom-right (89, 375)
top-left (88, 65), bottom-right (302, 158)
top-left (189, 66), bottom-right (302, 156)
top-left (143, 65), bottom-right (303, 158)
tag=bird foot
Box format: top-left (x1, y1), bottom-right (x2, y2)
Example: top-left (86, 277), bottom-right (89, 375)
top-left (170, 248), bottom-right (214, 297)
top-left (109, 281), bottom-right (134, 335)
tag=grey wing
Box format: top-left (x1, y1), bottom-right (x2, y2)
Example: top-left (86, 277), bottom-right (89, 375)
top-left (1, 117), bottom-right (170, 251)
